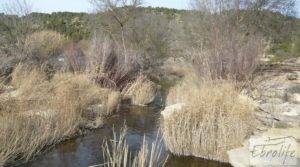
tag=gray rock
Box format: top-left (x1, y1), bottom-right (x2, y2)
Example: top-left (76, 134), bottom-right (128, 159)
top-left (228, 147), bottom-right (250, 167)
top-left (263, 98), bottom-right (284, 104)
top-left (289, 93), bottom-right (300, 103)
top-left (84, 117), bottom-right (104, 129)
top-left (257, 103), bottom-right (300, 127)
top-left (228, 128), bottom-right (300, 167)
top-left (297, 57), bottom-right (300, 64)
top-left (161, 103), bottom-right (185, 119)
top-left (287, 73), bottom-right (298, 80)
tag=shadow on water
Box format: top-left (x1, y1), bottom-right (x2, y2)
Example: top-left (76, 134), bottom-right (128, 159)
top-left (19, 105), bottom-right (232, 167)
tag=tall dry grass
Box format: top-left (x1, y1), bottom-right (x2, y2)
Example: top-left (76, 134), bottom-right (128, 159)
top-left (0, 63), bottom-right (120, 166)
top-left (122, 76), bottom-right (157, 106)
top-left (162, 76), bottom-right (257, 162)
top-left (92, 126), bottom-right (166, 167)
top-left (24, 30), bottom-right (67, 61)
top-left (0, 83), bottom-right (4, 94)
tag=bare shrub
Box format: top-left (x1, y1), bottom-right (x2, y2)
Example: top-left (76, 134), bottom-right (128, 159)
top-left (86, 35), bottom-right (140, 90)
top-left (0, 79), bottom-right (4, 93)
top-left (24, 30), bottom-right (67, 61)
top-left (191, 29), bottom-right (263, 81)
top-left (63, 43), bottom-right (86, 72)
top-left (292, 38), bottom-right (300, 57)
top-left (171, 1), bottom-right (266, 82)
top-left (162, 77), bottom-right (257, 162)
top-left (95, 126), bottom-right (166, 167)
top-left (122, 76), bottom-right (157, 106)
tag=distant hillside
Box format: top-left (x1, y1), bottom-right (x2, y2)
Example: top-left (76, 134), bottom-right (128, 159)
top-left (0, 7), bottom-right (299, 42)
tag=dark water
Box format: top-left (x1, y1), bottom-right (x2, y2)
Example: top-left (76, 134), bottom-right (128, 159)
top-left (19, 105), bottom-right (231, 167)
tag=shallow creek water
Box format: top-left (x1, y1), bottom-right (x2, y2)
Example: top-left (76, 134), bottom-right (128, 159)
top-left (19, 105), bottom-right (232, 167)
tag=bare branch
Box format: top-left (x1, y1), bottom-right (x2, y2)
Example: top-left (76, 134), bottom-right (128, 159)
top-left (2, 0), bottom-right (32, 16)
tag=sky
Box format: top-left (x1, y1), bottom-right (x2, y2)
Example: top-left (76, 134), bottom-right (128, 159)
top-left (0, 0), bottom-right (190, 14)
top-left (0, 0), bottom-right (299, 17)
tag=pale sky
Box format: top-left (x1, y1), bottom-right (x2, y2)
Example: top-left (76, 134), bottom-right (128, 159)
top-left (0, 0), bottom-right (299, 17)
top-left (0, 0), bottom-right (190, 13)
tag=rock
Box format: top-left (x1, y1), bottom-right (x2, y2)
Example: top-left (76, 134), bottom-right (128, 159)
top-left (85, 117), bottom-right (104, 129)
top-left (289, 93), bottom-right (300, 103)
top-left (257, 103), bottom-right (300, 127)
top-left (161, 103), bottom-right (185, 119)
top-left (228, 147), bottom-right (250, 167)
top-left (264, 98), bottom-right (284, 104)
top-left (228, 128), bottom-right (300, 167)
top-left (258, 103), bottom-right (289, 113)
top-left (287, 73), bottom-right (298, 80)
top-left (297, 57), bottom-right (300, 64)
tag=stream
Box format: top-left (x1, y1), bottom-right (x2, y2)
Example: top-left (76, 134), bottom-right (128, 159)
top-left (19, 105), bottom-right (232, 167)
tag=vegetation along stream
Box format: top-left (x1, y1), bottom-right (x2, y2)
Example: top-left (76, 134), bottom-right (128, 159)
top-left (18, 105), bottom-right (232, 167)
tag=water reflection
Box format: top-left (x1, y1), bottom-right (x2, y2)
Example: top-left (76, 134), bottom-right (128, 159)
top-left (19, 105), bottom-right (231, 167)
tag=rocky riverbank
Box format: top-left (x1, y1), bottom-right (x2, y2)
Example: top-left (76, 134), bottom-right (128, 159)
top-left (228, 59), bottom-right (300, 167)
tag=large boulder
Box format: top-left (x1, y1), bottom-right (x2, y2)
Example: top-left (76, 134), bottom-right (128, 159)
top-left (228, 128), bottom-right (300, 167)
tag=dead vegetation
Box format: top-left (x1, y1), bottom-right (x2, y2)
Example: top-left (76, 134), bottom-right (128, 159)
top-left (24, 30), bottom-right (67, 61)
top-left (122, 76), bottom-right (157, 106)
top-left (86, 35), bottom-right (140, 90)
top-left (162, 77), bottom-right (257, 162)
top-left (0, 63), bottom-right (120, 166)
top-left (95, 126), bottom-right (166, 167)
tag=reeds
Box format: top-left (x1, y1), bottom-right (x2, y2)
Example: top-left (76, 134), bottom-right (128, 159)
top-left (93, 126), bottom-right (166, 167)
top-left (162, 77), bottom-right (257, 162)
top-left (0, 63), bottom-right (120, 166)
top-left (122, 76), bottom-right (157, 106)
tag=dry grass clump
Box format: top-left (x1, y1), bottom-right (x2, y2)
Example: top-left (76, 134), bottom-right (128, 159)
top-left (11, 63), bottom-right (49, 97)
top-left (162, 78), bottom-right (256, 162)
top-left (24, 30), bottom-right (67, 61)
top-left (94, 126), bottom-right (166, 167)
top-left (0, 106), bottom-right (80, 166)
top-left (0, 83), bottom-right (4, 93)
top-left (0, 64), bottom-right (120, 166)
top-left (122, 76), bottom-right (157, 106)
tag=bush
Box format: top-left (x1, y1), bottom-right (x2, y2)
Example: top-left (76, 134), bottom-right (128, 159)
top-left (0, 63), bottom-right (120, 165)
top-left (100, 126), bottom-right (166, 167)
top-left (161, 77), bottom-right (257, 162)
top-left (24, 30), bottom-right (67, 61)
top-left (292, 38), bottom-right (300, 57)
top-left (122, 76), bottom-right (157, 106)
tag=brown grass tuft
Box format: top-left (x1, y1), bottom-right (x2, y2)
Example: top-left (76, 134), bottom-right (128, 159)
top-left (122, 76), bottom-right (157, 106)
top-left (0, 64), bottom-right (119, 166)
top-left (24, 30), bottom-right (67, 61)
top-left (0, 83), bottom-right (4, 93)
top-left (162, 77), bottom-right (256, 162)
top-left (95, 126), bottom-right (166, 167)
